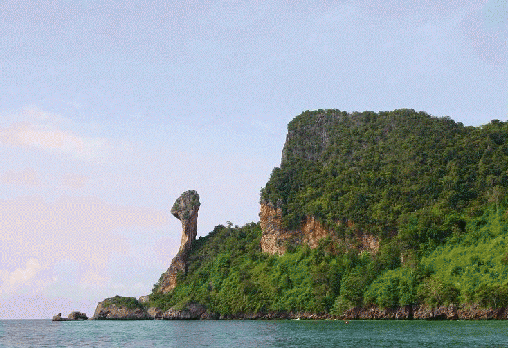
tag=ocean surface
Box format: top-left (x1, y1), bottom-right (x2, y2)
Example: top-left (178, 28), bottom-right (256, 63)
top-left (1, 319), bottom-right (508, 347)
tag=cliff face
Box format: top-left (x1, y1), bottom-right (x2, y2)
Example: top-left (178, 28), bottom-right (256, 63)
top-left (259, 202), bottom-right (379, 255)
top-left (258, 109), bottom-right (474, 256)
top-left (259, 202), bottom-right (336, 254)
top-left (259, 202), bottom-right (295, 254)
top-left (86, 111), bottom-right (508, 321)
top-left (157, 190), bottom-right (200, 293)
top-left (341, 305), bottom-right (508, 320)
top-left (259, 110), bottom-right (390, 255)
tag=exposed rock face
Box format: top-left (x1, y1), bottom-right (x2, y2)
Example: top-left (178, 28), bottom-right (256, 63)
top-left (356, 234), bottom-right (380, 254)
top-left (281, 111), bottom-right (337, 164)
top-left (339, 305), bottom-right (508, 320)
top-left (68, 311), bottom-right (88, 320)
top-left (162, 303), bottom-right (207, 320)
top-left (301, 216), bottom-right (334, 249)
top-left (342, 306), bottom-right (413, 320)
top-left (157, 190), bottom-right (200, 293)
top-left (148, 307), bottom-right (164, 319)
top-left (91, 297), bottom-right (150, 320)
top-left (138, 295), bottom-right (150, 304)
top-left (171, 190), bottom-right (200, 253)
top-left (259, 202), bottom-right (334, 255)
top-left (412, 305), bottom-right (508, 320)
top-left (91, 191), bottom-right (200, 320)
top-left (259, 202), bottom-right (297, 255)
top-left (259, 202), bottom-right (379, 255)
top-left (52, 313), bottom-right (64, 321)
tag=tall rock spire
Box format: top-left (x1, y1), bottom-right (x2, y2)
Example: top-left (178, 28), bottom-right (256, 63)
top-left (157, 190), bottom-right (200, 293)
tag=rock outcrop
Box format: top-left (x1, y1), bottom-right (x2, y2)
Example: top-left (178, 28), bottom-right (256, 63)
top-left (52, 311), bottom-right (88, 321)
top-left (259, 202), bottom-right (297, 255)
top-left (342, 306), bottom-right (413, 320)
top-left (68, 311), bottom-right (89, 320)
top-left (412, 304), bottom-right (508, 320)
top-left (157, 190), bottom-right (200, 293)
top-left (91, 296), bottom-right (150, 320)
top-left (339, 304), bottom-right (508, 320)
top-left (161, 303), bottom-right (208, 320)
top-left (259, 202), bottom-right (379, 255)
top-left (148, 307), bottom-right (164, 319)
top-left (259, 201), bottom-right (335, 254)
top-left (138, 295), bottom-right (150, 304)
top-left (52, 313), bottom-right (64, 321)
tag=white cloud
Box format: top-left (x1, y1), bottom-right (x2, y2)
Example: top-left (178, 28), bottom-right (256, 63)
top-left (0, 258), bottom-right (43, 296)
top-left (0, 106), bottom-right (111, 162)
top-left (0, 121), bottom-right (107, 161)
top-left (0, 195), bottom-right (170, 299)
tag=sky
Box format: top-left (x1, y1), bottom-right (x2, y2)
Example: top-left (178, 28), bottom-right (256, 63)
top-left (0, 0), bottom-right (506, 319)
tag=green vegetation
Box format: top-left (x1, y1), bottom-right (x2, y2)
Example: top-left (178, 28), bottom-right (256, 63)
top-left (150, 208), bottom-right (508, 315)
top-left (103, 296), bottom-right (144, 310)
top-left (150, 207), bottom-right (508, 314)
top-left (150, 110), bottom-right (508, 315)
top-left (261, 109), bottom-right (507, 238)
top-left (151, 222), bottom-right (356, 314)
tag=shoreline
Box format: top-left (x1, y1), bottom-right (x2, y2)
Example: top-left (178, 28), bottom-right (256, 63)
top-left (89, 304), bottom-right (508, 321)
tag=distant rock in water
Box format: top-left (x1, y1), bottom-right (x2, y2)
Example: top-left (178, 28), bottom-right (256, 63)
top-left (52, 311), bottom-right (88, 321)
top-left (91, 296), bottom-right (150, 320)
top-left (157, 190), bottom-right (200, 293)
top-left (68, 311), bottom-right (88, 320)
top-left (52, 313), bottom-right (66, 321)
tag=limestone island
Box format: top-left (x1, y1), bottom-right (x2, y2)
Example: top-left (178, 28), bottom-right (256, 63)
top-left (61, 110), bottom-right (508, 320)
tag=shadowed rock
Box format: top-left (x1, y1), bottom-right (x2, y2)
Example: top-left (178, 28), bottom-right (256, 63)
top-left (157, 190), bottom-right (200, 293)
top-left (52, 313), bottom-right (65, 321)
top-left (171, 190), bottom-right (200, 254)
top-left (162, 303), bottom-right (207, 320)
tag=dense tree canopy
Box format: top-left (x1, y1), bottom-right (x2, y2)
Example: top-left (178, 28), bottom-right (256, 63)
top-left (262, 109), bottom-right (508, 238)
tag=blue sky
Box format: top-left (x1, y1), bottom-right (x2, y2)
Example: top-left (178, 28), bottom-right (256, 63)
top-left (0, 0), bottom-right (506, 318)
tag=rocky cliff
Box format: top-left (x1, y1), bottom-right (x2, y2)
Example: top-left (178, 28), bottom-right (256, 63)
top-left (341, 305), bottom-right (508, 320)
top-left (91, 296), bottom-right (215, 320)
top-left (259, 202), bottom-right (379, 255)
top-left (259, 110), bottom-right (393, 255)
top-left (157, 190), bottom-right (200, 293)
top-left (87, 110), bottom-right (508, 321)
top-left (259, 202), bottom-right (296, 254)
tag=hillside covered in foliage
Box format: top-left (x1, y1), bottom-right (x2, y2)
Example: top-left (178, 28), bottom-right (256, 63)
top-left (150, 109), bottom-right (508, 317)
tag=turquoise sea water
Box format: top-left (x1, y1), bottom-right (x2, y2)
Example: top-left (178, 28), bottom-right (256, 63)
top-left (1, 319), bottom-right (508, 347)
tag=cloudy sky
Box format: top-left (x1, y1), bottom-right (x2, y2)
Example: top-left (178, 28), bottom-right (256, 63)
top-left (0, 0), bottom-right (506, 319)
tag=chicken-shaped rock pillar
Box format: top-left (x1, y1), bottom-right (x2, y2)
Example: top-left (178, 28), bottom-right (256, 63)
top-left (157, 190), bottom-right (200, 293)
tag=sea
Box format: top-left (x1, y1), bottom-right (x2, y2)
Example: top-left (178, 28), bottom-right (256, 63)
top-left (1, 319), bottom-right (508, 347)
